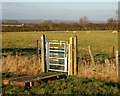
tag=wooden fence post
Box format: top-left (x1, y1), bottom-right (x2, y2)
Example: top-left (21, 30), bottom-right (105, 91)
top-left (74, 36), bottom-right (77, 75)
top-left (37, 40), bottom-right (39, 62)
top-left (116, 51), bottom-right (118, 76)
top-left (88, 46), bottom-right (95, 66)
top-left (112, 47), bottom-right (114, 63)
top-left (41, 35), bottom-right (46, 72)
top-left (70, 37), bottom-right (74, 75)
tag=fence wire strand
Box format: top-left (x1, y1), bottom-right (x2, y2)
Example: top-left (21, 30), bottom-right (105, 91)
top-left (78, 46), bottom-right (116, 64)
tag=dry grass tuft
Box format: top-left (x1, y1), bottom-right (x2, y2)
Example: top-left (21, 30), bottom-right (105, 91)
top-left (2, 53), bottom-right (119, 82)
top-left (2, 54), bottom-right (42, 75)
top-left (78, 60), bottom-right (118, 82)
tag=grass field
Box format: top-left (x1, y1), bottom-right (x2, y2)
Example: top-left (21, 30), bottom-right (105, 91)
top-left (2, 30), bottom-right (118, 54)
top-left (2, 31), bottom-right (119, 95)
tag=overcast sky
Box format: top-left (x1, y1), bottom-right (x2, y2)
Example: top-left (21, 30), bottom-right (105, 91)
top-left (1, 0), bottom-right (119, 2)
top-left (2, 2), bottom-right (118, 22)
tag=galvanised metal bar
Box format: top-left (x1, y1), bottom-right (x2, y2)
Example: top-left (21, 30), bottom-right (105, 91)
top-left (49, 47), bottom-right (65, 49)
top-left (49, 57), bottom-right (65, 59)
top-left (49, 50), bottom-right (65, 52)
top-left (49, 63), bottom-right (65, 66)
top-left (64, 43), bottom-right (67, 72)
top-left (52, 59), bottom-right (59, 61)
top-left (49, 53), bottom-right (64, 56)
top-left (68, 44), bottom-right (70, 75)
top-left (46, 40), bottom-right (67, 43)
top-left (49, 69), bottom-right (67, 72)
top-left (49, 43), bottom-right (65, 45)
top-left (46, 41), bottom-right (49, 72)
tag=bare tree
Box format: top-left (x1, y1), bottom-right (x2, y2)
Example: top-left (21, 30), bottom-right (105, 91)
top-left (108, 18), bottom-right (117, 23)
top-left (79, 16), bottom-right (89, 24)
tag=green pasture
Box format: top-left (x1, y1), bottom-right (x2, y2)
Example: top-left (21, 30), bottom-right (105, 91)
top-left (2, 31), bottom-right (118, 54)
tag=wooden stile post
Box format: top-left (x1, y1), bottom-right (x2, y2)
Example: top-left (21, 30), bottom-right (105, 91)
top-left (88, 46), bottom-right (95, 66)
top-left (41, 35), bottom-right (46, 72)
top-left (37, 40), bottom-right (39, 61)
top-left (74, 36), bottom-right (77, 75)
top-left (112, 47), bottom-right (114, 63)
top-left (116, 51), bottom-right (118, 76)
top-left (70, 37), bottom-right (74, 75)
top-left (116, 51), bottom-right (118, 66)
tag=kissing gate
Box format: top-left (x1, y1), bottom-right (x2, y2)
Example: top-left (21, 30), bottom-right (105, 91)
top-left (39, 35), bottom-right (77, 75)
top-left (46, 40), bottom-right (68, 72)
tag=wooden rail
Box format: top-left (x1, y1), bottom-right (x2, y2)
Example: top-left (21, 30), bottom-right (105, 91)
top-left (3, 73), bottom-right (67, 87)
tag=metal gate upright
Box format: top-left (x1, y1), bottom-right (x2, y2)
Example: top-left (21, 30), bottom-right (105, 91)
top-left (46, 40), bottom-right (68, 72)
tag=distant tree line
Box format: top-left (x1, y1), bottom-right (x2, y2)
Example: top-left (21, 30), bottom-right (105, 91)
top-left (2, 20), bottom-right (21, 25)
top-left (2, 19), bottom-right (118, 32)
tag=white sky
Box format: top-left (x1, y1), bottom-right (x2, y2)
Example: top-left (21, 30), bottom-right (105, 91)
top-left (1, 0), bottom-right (120, 2)
top-left (2, 0), bottom-right (119, 22)
top-left (2, 2), bottom-right (117, 22)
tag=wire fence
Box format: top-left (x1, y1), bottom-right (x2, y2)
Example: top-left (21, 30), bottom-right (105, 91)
top-left (78, 46), bottom-right (117, 65)
top-left (2, 42), bottom-right (118, 65)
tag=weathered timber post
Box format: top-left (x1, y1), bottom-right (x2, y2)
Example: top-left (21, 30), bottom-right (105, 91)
top-left (88, 46), bottom-right (95, 66)
top-left (74, 36), bottom-right (77, 75)
top-left (41, 35), bottom-right (46, 72)
top-left (116, 51), bottom-right (118, 76)
top-left (70, 37), bottom-right (74, 75)
top-left (37, 40), bottom-right (39, 62)
top-left (112, 47), bottom-right (114, 63)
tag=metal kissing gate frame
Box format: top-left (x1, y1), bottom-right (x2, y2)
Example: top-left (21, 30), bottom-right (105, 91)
top-left (40, 35), bottom-right (77, 75)
top-left (46, 40), bottom-right (69, 73)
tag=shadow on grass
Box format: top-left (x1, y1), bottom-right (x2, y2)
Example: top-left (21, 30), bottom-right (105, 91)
top-left (105, 82), bottom-right (120, 89)
top-left (2, 72), bottom-right (26, 79)
top-left (2, 48), bottom-right (39, 56)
